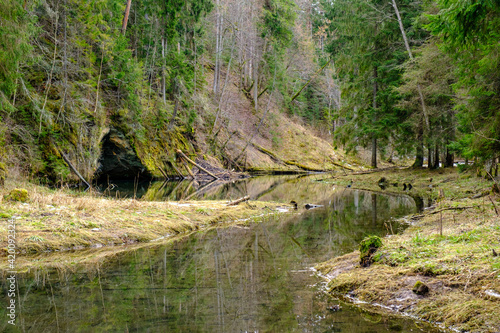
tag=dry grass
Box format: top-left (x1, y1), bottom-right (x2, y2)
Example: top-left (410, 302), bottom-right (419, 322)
top-left (0, 179), bottom-right (282, 263)
top-left (316, 167), bottom-right (500, 332)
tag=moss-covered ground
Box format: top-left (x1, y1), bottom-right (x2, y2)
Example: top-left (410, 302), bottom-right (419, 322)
top-left (316, 167), bottom-right (500, 333)
top-left (0, 179), bottom-right (283, 270)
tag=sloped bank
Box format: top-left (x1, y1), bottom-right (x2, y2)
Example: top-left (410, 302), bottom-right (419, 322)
top-left (316, 169), bottom-right (500, 333)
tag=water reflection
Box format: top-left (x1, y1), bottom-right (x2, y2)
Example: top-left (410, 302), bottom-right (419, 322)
top-left (98, 174), bottom-right (330, 202)
top-left (1, 189), bottom-right (441, 332)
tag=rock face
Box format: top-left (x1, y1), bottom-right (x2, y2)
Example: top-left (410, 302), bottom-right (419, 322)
top-left (96, 128), bottom-right (151, 181)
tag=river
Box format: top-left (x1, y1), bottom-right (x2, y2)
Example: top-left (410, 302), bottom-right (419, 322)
top-left (1, 175), bottom-right (442, 332)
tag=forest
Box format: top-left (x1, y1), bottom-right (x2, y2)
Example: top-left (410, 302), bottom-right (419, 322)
top-left (1, 0), bottom-right (498, 182)
top-left (1, 1), bottom-right (500, 332)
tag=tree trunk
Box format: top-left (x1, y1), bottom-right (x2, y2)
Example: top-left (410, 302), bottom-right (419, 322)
top-left (121, 0), bottom-right (132, 35)
top-left (162, 38), bottom-right (167, 106)
top-left (213, 0), bottom-right (220, 95)
top-left (391, 0), bottom-right (429, 131)
top-left (371, 137), bottom-right (377, 168)
top-left (412, 119), bottom-right (424, 168)
top-left (444, 110), bottom-right (455, 167)
top-left (433, 143), bottom-right (440, 169)
top-left (428, 145), bottom-right (432, 169)
top-left (445, 146), bottom-right (454, 167)
top-left (253, 56), bottom-right (258, 112)
top-left (371, 66), bottom-right (378, 168)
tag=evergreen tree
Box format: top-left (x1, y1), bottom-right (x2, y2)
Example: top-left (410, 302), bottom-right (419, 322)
top-left (428, 0), bottom-right (500, 163)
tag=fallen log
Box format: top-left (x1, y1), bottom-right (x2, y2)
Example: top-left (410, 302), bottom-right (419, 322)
top-left (167, 161), bottom-right (185, 180)
top-left (176, 150), bottom-right (219, 180)
top-left (329, 157), bottom-right (354, 171)
top-left (58, 148), bottom-right (91, 189)
top-left (155, 162), bottom-right (169, 180)
top-left (227, 196), bottom-right (250, 206)
top-left (180, 157), bottom-right (196, 179)
top-left (428, 206), bottom-right (475, 215)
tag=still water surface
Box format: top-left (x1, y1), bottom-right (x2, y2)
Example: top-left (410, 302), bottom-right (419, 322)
top-left (2, 176), bottom-right (441, 332)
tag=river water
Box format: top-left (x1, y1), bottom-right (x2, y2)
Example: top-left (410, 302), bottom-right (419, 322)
top-left (1, 175), bottom-right (442, 332)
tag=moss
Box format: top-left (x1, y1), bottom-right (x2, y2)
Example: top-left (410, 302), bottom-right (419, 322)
top-left (5, 188), bottom-right (29, 202)
top-left (0, 212), bottom-right (12, 219)
top-left (413, 281), bottom-right (430, 295)
top-left (359, 235), bottom-right (382, 267)
top-left (0, 162), bottom-right (5, 186)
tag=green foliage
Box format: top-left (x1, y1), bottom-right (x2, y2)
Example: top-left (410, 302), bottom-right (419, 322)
top-left (0, 161), bottom-right (5, 186)
top-left (5, 188), bottom-right (29, 202)
top-left (262, 0), bottom-right (296, 47)
top-left (0, 0), bottom-right (36, 111)
top-left (427, 0), bottom-right (500, 160)
top-left (324, 0), bottom-right (426, 157)
top-left (359, 235), bottom-right (383, 265)
top-left (397, 39), bottom-right (457, 160)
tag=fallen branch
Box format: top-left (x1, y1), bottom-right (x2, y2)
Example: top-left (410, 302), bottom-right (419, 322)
top-left (155, 162), bottom-right (169, 180)
top-left (58, 148), bottom-right (90, 189)
top-left (429, 206), bottom-right (475, 215)
top-left (328, 158), bottom-right (354, 171)
top-left (176, 150), bottom-right (219, 180)
top-left (250, 143), bottom-right (283, 164)
top-left (180, 157), bottom-right (195, 179)
top-left (489, 196), bottom-right (499, 216)
top-left (167, 160), bottom-right (185, 179)
top-left (329, 158), bottom-right (353, 172)
top-left (227, 196), bottom-right (250, 206)
top-left (250, 143), bottom-right (325, 172)
top-left (283, 160), bottom-right (324, 172)
top-left (291, 58), bottom-right (333, 102)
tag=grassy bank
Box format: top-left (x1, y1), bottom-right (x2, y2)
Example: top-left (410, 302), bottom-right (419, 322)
top-left (0, 179), bottom-right (282, 269)
top-left (316, 167), bottom-right (500, 332)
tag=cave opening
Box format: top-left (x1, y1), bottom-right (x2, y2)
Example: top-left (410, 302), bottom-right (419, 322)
top-left (96, 128), bottom-right (151, 182)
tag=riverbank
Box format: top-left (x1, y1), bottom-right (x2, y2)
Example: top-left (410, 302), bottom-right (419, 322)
top-left (316, 167), bottom-right (500, 333)
top-left (0, 179), bottom-right (283, 270)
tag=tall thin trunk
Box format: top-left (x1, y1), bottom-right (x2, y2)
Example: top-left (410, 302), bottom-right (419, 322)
top-left (428, 145), bottom-right (433, 169)
top-left (433, 143), bottom-right (440, 169)
top-left (121, 0), bottom-right (132, 35)
top-left (162, 38), bottom-right (166, 106)
top-left (391, 0), bottom-right (430, 131)
top-left (412, 118), bottom-right (424, 167)
top-left (253, 55), bottom-right (258, 112)
top-left (445, 110), bottom-right (455, 167)
top-left (371, 66), bottom-right (378, 168)
top-left (445, 146), bottom-right (454, 167)
top-left (168, 81), bottom-right (178, 130)
top-left (40, 8), bottom-right (59, 135)
top-left (213, 0), bottom-right (221, 95)
top-left (212, 33), bottom-right (235, 134)
top-left (236, 56), bottom-right (278, 162)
